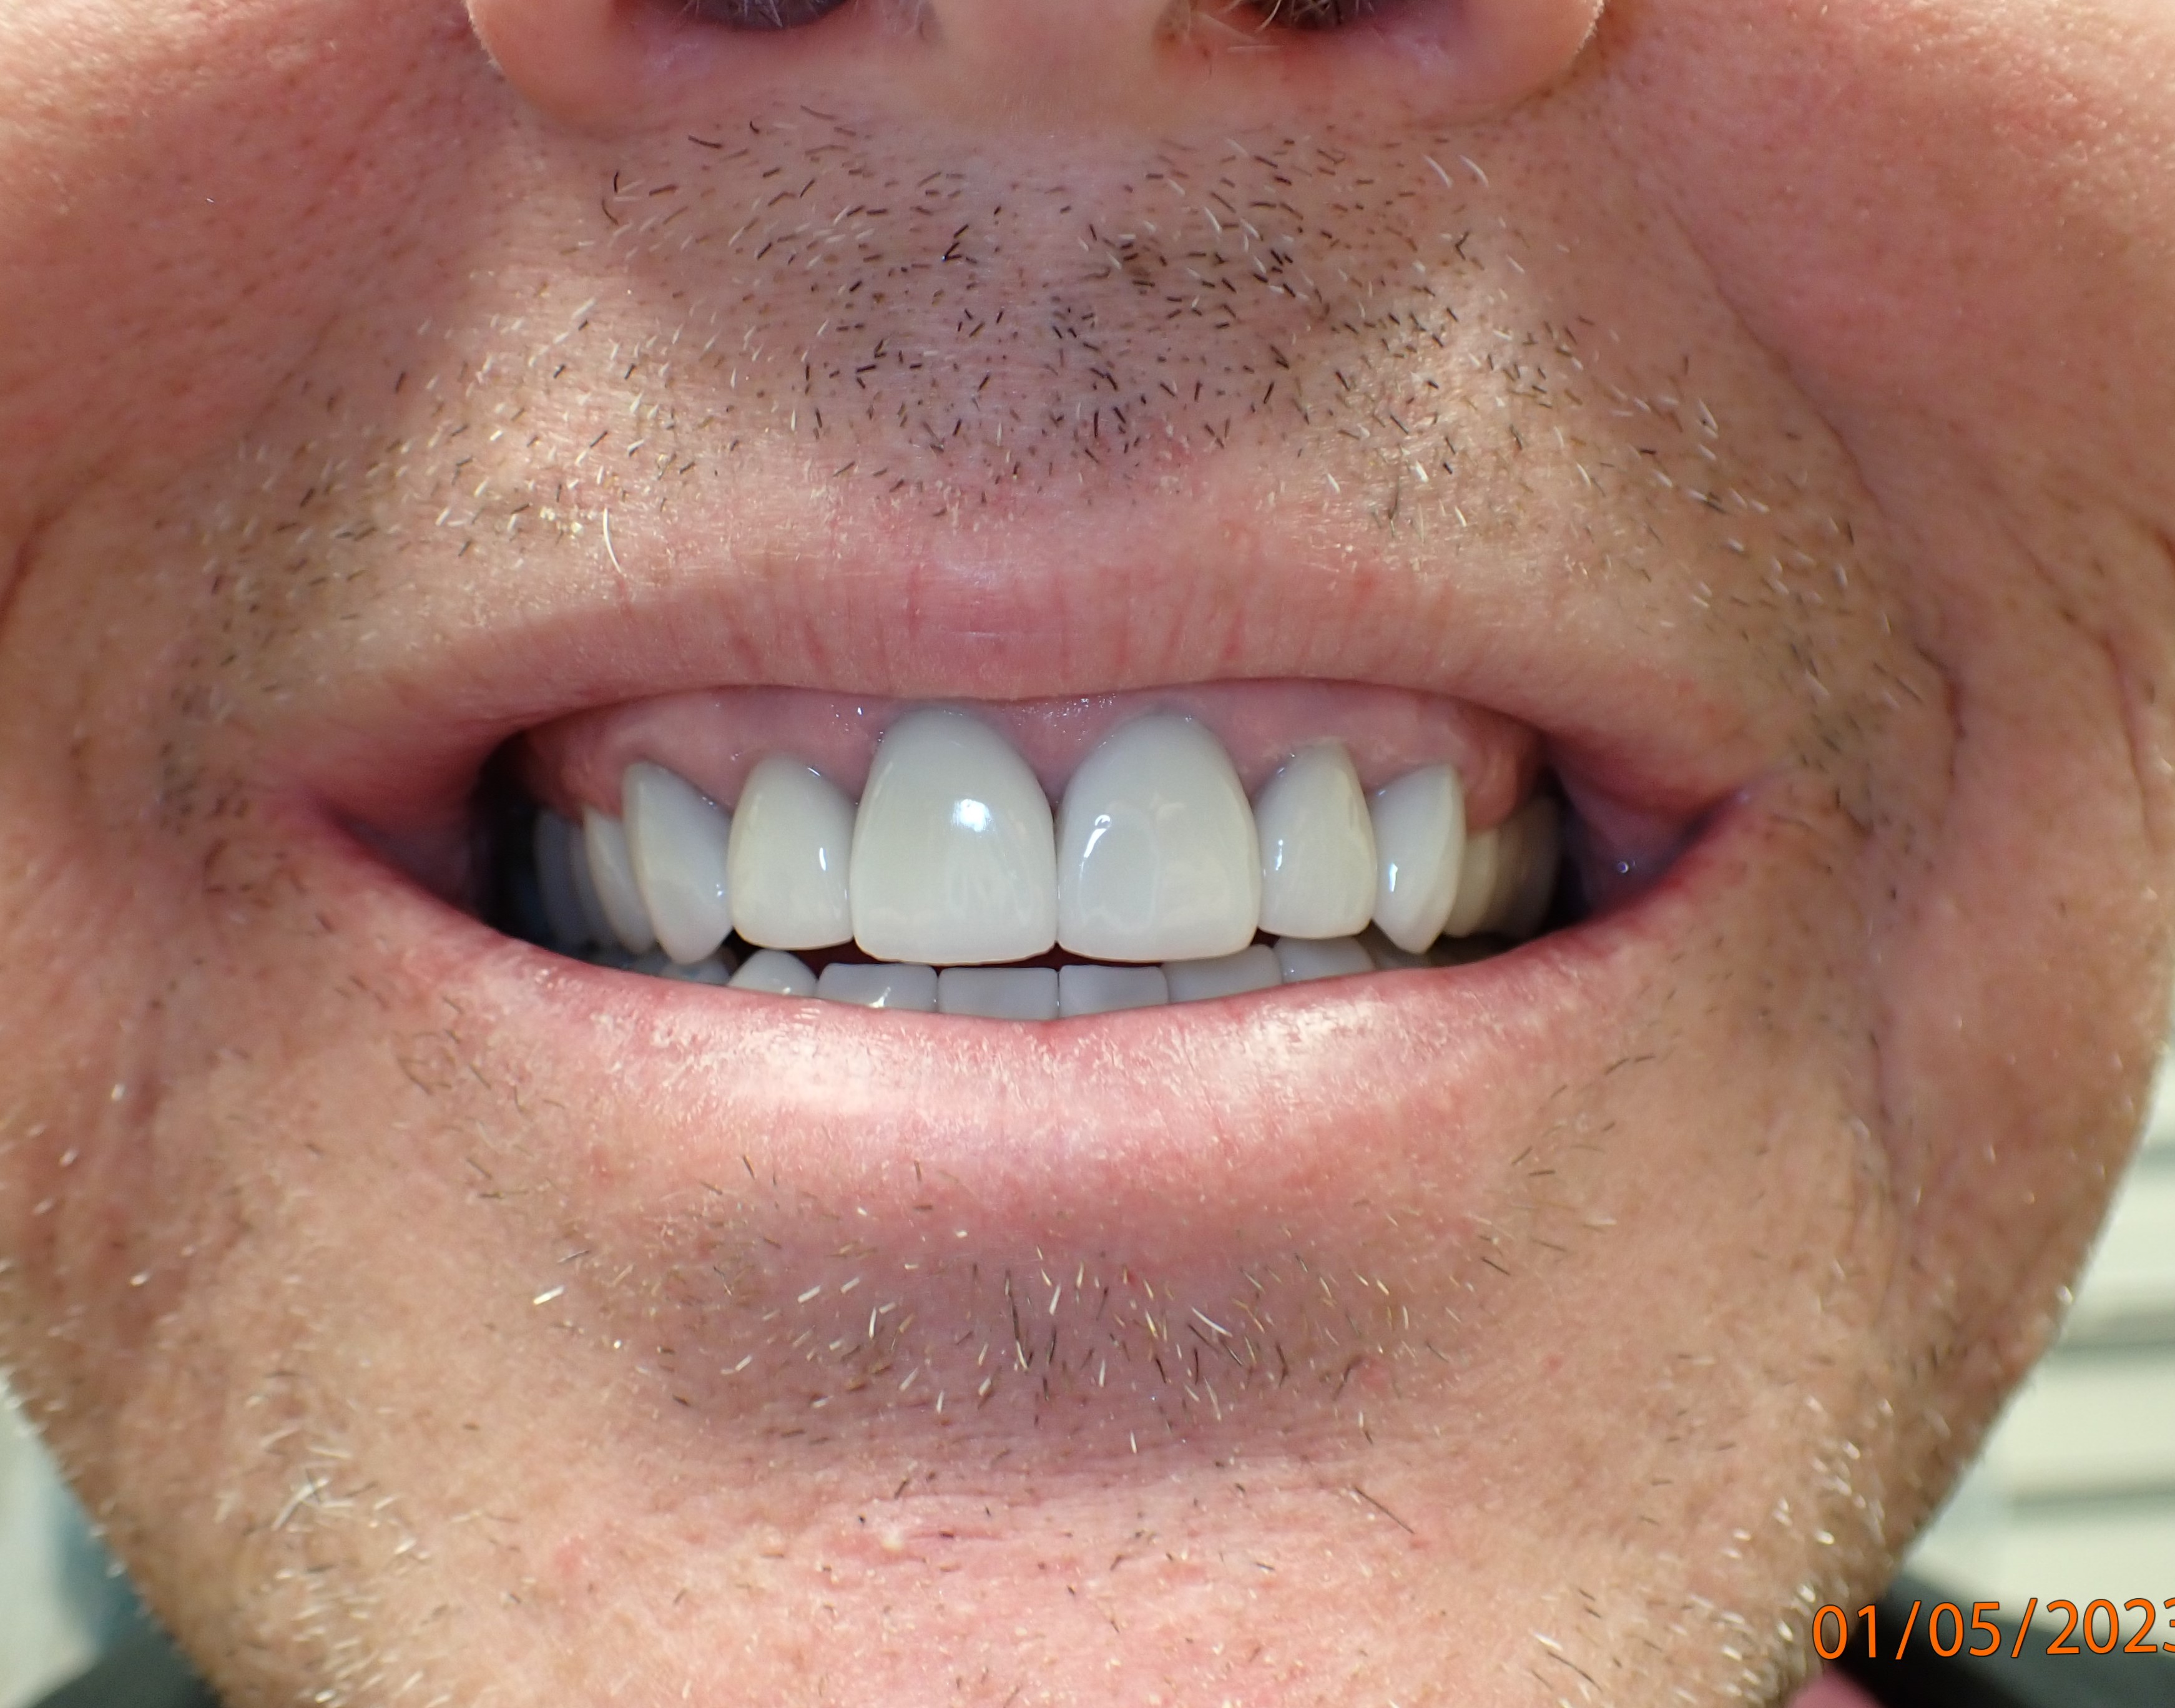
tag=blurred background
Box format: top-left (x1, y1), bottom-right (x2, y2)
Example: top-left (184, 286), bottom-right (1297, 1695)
top-left (4, 1063), bottom-right (2173, 1705)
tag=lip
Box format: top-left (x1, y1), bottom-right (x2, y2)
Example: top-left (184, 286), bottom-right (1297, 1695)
top-left (271, 480), bottom-right (1764, 855)
top-left (239, 474), bottom-right (1766, 1423)
top-left (272, 754), bottom-right (1753, 1452)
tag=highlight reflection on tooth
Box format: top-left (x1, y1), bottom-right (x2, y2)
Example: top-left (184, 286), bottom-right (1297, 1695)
top-left (533, 811), bottom-right (590, 950)
top-left (1368, 765), bottom-right (1465, 953)
top-left (1441, 822), bottom-right (1501, 939)
top-left (1275, 935), bottom-right (1373, 983)
top-left (1255, 743), bottom-right (1377, 940)
top-left (850, 709), bottom-right (1058, 966)
top-left (624, 762), bottom-right (733, 965)
top-left (729, 755), bottom-right (854, 950)
top-left (1057, 715), bottom-right (1261, 963)
top-left (582, 810), bottom-right (657, 953)
top-left (1165, 943), bottom-right (1283, 1003)
top-left (817, 961), bottom-right (939, 1011)
top-left (1057, 963), bottom-right (1169, 1017)
top-left (730, 949), bottom-right (817, 997)
top-left (938, 966), bottom-right (1060, 1021)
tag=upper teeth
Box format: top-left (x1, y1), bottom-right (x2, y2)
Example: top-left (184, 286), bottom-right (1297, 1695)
top-left (1054, 713), bottom-right (1262, 963)
top-left (536, 709), bottom-right (1561, 996)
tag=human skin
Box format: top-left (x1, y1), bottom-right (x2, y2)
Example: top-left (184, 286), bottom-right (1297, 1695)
top-left (2, 0), bottom-right (2173, 1702)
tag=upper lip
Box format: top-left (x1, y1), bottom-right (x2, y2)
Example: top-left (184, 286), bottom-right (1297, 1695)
top-left (267, 491), bottom-right (1765, 854)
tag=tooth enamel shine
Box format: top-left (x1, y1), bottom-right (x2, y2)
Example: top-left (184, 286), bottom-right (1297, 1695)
top-left (1254, 742), bottom-right (1377, 940)
top-left (1274, 935), bottom-right (1374, 983)
top-left (623, 762), bottom-right (734, 965)
top-left (730, 949), bottom-right (817, 997)
top-left (1368, 765), bottom-right (1465, 954)
top-left (817, 961), bottom-right (940, 1011)
top-left (1056, 714), bottom-right (1262, 963)
top-left (849, 709), bottom-right (1058, 966)
top-left (729, 755), bottom-right (855, 950)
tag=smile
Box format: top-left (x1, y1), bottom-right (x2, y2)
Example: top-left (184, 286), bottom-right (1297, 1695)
top-left (501, 680), bottom-right (1577, 1016)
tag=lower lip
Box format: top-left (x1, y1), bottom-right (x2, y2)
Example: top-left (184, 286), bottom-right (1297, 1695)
top-left (316, 778), bottom-right (1744, 1257)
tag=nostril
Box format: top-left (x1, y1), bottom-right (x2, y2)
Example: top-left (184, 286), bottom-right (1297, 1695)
top-left (1206, 0), bottom-right (1382, 33)
top-left (677, 0), bottom-right (854, 31)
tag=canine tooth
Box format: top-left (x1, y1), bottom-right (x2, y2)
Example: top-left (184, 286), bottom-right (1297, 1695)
top-left (660, 953), bottom-right (736, 986)
top-left (729, 756), bottom-right (855, 950)
top-left (938, 966), bottom-right (1060, 1021)
top-left (1056, 963), bottom-right (1170, 1017)
top-left (624, 762), bottom-right (733, 965)
top-left (1254, 743), bottom-right (1377, 940)
top-left (850, 710), bottom-right (1057, 965)
top-left (816, 961), bottom-right (939, 1011)
top-left (730, 949), bottom-right (817, 996)
top-left (1164, 944), bottom-right (1282, 1003)
top-left (1056, 715), bottom-right (1260, 963)
top-left (533, 811), bottom-right (591, 949)
top-left (582, 810), bottom-right (657, 953)
top-left (1274, 935), bottom-right (1373, 983)
top-left (1487, 797), bottom-right (1563, 938)
top-left (1441, 823), bottom-right (1502, 938)
top-left (1368, 765), bottom-right (1465, 953)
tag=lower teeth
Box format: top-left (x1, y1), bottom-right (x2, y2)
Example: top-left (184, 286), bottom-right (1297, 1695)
top-left (552, 925), bottom-right (1518, 1014)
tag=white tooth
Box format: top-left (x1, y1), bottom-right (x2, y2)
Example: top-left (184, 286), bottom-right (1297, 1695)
top-left (624, 762), bottom-right (733, 965)
top-left (582, 810), bottom-right (657, 953)
top-left (729, 756), bottom-right (855, 950)
top-left (849, 710), bottom-right (1057, 966)
top-left (1362, 928), bottom-right (1431, 971)
top-left (1254, 743), bottom-right (1377, 940)
top-left (1485, 797), bottom-right (1562, 938)
top-left (1274, 935), bottom-right (1373, 983)
top-left (660, 952), bottom-right (737, 986)
top-left (533, 811), bottom-right (591, 949)
top-left (568, 823), bottom-right (614, 947)
top-left (1056, 715), bottom-right (1261, 963)
top-left (938, 966), bottom-right (1060, 1021)
top-left (1164, 943), bottom-right (1282, 1003)
top-left (816, 961), bottom-right (939, 1011)
top-left (1441, 823), bottom-right (1502, 939)
top-left (1368, 765), bottom-right (1465, 954)
top-left (730, 949), bottom-right (817, 997)
top-left (1056, 963), bottom-right (1170, 1017)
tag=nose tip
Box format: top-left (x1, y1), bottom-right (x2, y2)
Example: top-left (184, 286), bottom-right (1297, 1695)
top-left (467, 0), bottom-right (1603, 138)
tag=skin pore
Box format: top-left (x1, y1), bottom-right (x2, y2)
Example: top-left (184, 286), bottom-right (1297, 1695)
top-left (2, 0), bottom-right (2174, 1703)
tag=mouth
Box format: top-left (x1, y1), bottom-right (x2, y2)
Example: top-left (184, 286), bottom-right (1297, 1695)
top-left (230, 501), bottom-right (1769, 1456)
top-left (496, 679), bottom-right (1583, 1014)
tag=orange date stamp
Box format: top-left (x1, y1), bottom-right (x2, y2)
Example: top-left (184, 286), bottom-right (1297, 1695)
top-left (1812, 1597), bottom-right (2175, 1660)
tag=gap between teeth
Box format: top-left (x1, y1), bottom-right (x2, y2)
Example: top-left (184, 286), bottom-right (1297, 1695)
top-left (525, 709), bottom-right (1560, 1013)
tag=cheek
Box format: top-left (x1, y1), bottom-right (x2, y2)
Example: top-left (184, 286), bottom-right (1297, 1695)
top-left (0, 0), bottom-right (494, 564)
